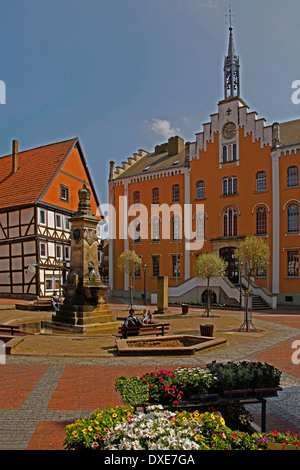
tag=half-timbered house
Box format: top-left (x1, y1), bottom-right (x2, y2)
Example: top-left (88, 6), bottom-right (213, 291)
top-left (0, 137), bottom-right (101, 298)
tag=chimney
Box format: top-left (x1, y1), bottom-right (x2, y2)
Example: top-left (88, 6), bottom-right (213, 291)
top-left (12, 140), bottom-right (19, 174)
top-left (109, 161), bottom-right (115, 181)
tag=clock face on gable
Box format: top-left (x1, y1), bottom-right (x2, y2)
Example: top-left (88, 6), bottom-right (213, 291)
top-left (222, 122), bottom-right (236, 140)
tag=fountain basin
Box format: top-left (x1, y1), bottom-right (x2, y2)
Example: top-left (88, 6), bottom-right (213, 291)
top-left (116, 334), bottom-right (226, 356)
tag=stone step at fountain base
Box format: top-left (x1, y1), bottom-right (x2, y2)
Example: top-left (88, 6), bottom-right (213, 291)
top-left (45, 303), bottom-right (119, 333)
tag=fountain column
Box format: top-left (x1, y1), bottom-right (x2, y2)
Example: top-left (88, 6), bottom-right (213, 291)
top-left (50, 184), bottom-right (117, 333)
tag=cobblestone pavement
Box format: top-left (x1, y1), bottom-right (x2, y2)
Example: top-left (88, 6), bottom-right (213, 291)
top-left (0, 305), bottom-right (300, 450)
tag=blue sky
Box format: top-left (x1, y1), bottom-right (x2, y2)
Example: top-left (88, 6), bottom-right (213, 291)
top-left (1, 0), bottom-right (300, 204)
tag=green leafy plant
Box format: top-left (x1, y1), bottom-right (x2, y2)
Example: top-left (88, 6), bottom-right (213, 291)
top-left (114, 376), bottom-right (149, 406)
top-left (206, 361), bottom-right (282, 391)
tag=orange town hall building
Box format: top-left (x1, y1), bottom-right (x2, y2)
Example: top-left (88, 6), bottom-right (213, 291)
top-left (109, 25), bottom-right (300, 308)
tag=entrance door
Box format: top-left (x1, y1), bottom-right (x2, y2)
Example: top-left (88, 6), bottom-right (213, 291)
top-left (219, 247), bottom-right (239, 284)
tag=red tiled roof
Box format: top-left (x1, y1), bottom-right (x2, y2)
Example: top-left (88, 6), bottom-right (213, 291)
top-left (0, 138), bottom-right (78, 209)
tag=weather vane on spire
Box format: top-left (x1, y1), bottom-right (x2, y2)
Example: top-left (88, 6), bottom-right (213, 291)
top-left (226, 5), bottom-right (236, 30)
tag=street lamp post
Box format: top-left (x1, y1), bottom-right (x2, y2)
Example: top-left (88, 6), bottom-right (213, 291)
top-left (239, 261), bottom-right (243, 310)
top-left (143, 263), bottom-right (147, 305)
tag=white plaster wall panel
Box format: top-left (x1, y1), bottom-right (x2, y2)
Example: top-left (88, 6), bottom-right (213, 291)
top-left (12, 272), bottom-right (22, 284)
top-left (11, 243), bottom-right (22, 256)
top-left (12, 258), bottom-right (22, 270)
top-left (0, 286), bottom-right (10, 293)
top-left (0, 226), bottom-right (6, 239)
top-left (9, 227), bottom-right (19, 238)
top-left (48, 242), bottom-right (55, 257)
top-left (48, 211), bottom-right (55, 228)
top-left (21, 207), bottom-right (34, 224)
top-left (28, 284), bottom-right (36, 294)
top-left (8, 211), bottom-right (19, 226)
top-left (189, 142), bottom-right (197, 160)
top-left (13, 285), bottom-right (22, 293)
top-left (202, 125), bottom-right (210, 151)
top-left (0, 259), bottom-right (9, 271)
top-left (210, 113), bottom-right (219, 136)
top-left (0, 245), bottom-right (9, 257)
top-left (238, 106), bottom-right (248, 128)
top-left (0, 213), bottom-right (7, 227)
top-left (24, 270), bottom-right (35, 283)
top-left (24, 255), bottom-right (36, 266)
top-left (245, 112), bottom-right (257, 139)
top-left (196, 132), bottom-right (204, 153)
top-left (23, 241), bottom-right (35, 255)
top-left (255, 119), bottom-right (265, 146)
top-left (0, 272), bottom-right (10, 284)
top-left (264, 127), bottom-right (273, 147)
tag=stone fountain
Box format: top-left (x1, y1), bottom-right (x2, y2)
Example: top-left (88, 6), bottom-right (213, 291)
top-left (49, 184), bottom-right (118, 333)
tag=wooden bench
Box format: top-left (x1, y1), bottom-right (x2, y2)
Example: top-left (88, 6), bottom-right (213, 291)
top-left (33, 298), bottom-right (55, 310)
top-left (0, 324), bottom-right (22, 336)
top-left (115, 322), bottom-right (170, 339)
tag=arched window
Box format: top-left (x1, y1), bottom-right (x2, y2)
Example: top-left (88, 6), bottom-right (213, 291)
top-left (133, 191), bottom-right (140, 204)
top-left (133, 220), bottom-right (141, 242)
top-left (151, 217), bottom-right (160, 241)
top-left (223, 146), bottom-right (227, 162)
top-left (223, 208), bottom-right (237, 236)
top-left (256, 207), bottom-right (267, 234)
top-left (196, 181), bottom-right (205, 199)
top-left (233, 143), bottom-right (237, 161)
top-left (172, 214), bottom-right (181, 240)
top-left (256, 171), bottom-right (266, 191)
top-left (172, 184), bottom-right (180, 202)
top-left (288, 203), bottom-right (299, 232)
top-left (287, 166), bottom-right (298, 187)
top-left (152, 187), bottom-right (159, 204)
top-left (196, 212), bottom-right (205, 240)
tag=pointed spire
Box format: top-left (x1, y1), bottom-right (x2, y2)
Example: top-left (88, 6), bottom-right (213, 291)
top-left (224, 14), bottom-right (240, 99)
top-left (227, 26), bottom-right (236, 59)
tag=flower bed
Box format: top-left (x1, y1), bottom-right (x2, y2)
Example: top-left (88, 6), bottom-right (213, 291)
top-left (63, 361), bottom-right (290, 451)
top-left (115, 361), bottom-right (282, 407)
top-left (64, 406), bottom-right (299, 451)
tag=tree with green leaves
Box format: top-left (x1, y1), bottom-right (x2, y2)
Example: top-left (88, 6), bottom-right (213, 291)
top-left (118, 249), bottom-right (142, 309)
top-left (235, 236), bottom-right (270, 331)
top-left (195, 252), bottom-right (227, 317)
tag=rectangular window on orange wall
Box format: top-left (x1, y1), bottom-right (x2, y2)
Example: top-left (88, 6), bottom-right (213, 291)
top-left (172, 255), bottom-right (180, 277)
top-left (287, 251), bottom-right (299, 277)
top-left (152, 256), bottom-right (160, 277)
top-left (133, 191), bottom-right (140, 204)
top-left (152, 188), bottom-right (159, 204)
top-left (60, 185), bottom-right (69, 202)
top-left (172, 185), bottom-right (180, 202)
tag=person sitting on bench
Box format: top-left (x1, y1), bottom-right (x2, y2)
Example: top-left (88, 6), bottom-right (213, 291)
top-left (123, 308), bottom-right (143, 328)
top-left (51, 291), bottom-right (61, 311)
top-left (142, 309), bottom-right (149, 324)
top-left (147, 310), bottom-right (153, 323)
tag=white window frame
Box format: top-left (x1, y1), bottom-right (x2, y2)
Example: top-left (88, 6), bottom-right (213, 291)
top-left (65, 216), bottom-right (71, 232)
top-left (40, 241), bottom-right (47, 259)
top-left (55, 213), bottom-right (63, 230)
top-left (39, 209), bottom-right (47, 226)
top-left (55, 244), bottom-right (63, 261)
top-left (64, 245), bottom-right (71, 261)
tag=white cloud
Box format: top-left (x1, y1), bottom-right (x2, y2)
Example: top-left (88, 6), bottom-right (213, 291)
top-left (147, 118), bottom-right (180, 139)
top-left (200, 0), bottom-right (219, 9)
